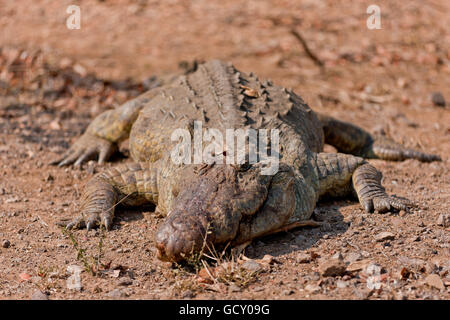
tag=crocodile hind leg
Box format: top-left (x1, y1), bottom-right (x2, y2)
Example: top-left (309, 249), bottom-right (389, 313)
top-left (317, 113), bottom-right (441, 162)
top-left (58, 162), bottom-right (159, 230)
top-left (316, 153), bottom-right (410, 213)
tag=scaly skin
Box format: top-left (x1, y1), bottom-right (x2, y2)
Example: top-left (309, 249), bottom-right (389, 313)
top-left (53, 60), bottom-right (441, 262)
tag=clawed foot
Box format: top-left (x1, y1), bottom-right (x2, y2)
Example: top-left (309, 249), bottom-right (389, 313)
top-left (353, 163), bottom-right (414, 214)
top-left (57, 210), bottom-right (114, 231)
top-left (359, 193), bottom-right (413, 213)
top-left (50, 133), bottom-right (117, 167)
top-left (57, 175), bottom-right (118, 231)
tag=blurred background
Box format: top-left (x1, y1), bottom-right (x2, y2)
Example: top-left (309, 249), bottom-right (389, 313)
top-left (0, 0), bottom-right (449, 300)
top-left (1, 0), bottom-right (448, 137)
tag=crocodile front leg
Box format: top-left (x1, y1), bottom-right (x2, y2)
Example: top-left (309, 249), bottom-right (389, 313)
top-left (352, 163), bottom-right (410, 213)
top-left (59, 161), bottom-right (159, 230)
top-left (317, 113), bottom-right (440, 162)
top-left (315, 153), bottom-right (410, 213)
top-left (52, 88), bottom-right (164, 166)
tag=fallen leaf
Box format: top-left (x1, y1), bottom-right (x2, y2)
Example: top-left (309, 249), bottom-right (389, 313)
top-left (19, 272), bottom-right (32, 282)
top-left (240, 85), bottom-right (260, 98)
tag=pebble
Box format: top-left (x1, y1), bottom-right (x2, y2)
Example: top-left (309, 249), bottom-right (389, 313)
top-left (67, 273), bottom-right (82, 291)
top-left (182, 290), bottom-right (195, 299)
top-left (31, 290), bottom-right (49, 300)
top-left (344, 252), bottom-right (362, 263)
top-left (331, 252), bottom-right (344, 261)
top-left (353, 288), bottom-right (371, 300)
top-left (282, 289), bottom-right (294, 296)
top-left (117, 277), bottom-right (133, 286)
top-left (346, 259), bottom-right (372, 273)
top-left (375, 232), bottom-right (395, 242)
top-left (2, 239), bottom-right (10, 248)
top-left (436, 214), bottom-right (449, 227)
top-left (241, 260), bottom-right (262, 273)
top-left (336, 280), bottom-right (348, 289)
top-left (5, 197), bottom-right (20, 203)
top-left (424, 274), bottom-right (444, 290)
top-left (66, 265), bottom-right (83, 291)
top-left (296, 252), bottom-right (311, 264)
top-left (261, 254), bottom-right (276, 265)
top-left (106, 288), bottom-right (126, 298)
top-left (67, 265), bottom-right (83, 274)
top-left (251, 286), bottom-right (264, 292)
top-left (318, 258), bottom-right (346, 277)
top-left (304, 284), bottom-right (321, 293)
top-left (229, 284), bottom-right (241, 293)
top-left (431, 92), bottom-right (446, 107)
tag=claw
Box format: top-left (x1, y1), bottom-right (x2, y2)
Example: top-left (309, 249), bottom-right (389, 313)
top-left (103, 216), bottom-right (112, 231)
top-left (74, 149), bottom-right (96, 167)
top-left (65, 216), bottom-right (86, 230)
top-left (58, 149), bottom-right (84, 167)
top-left (51, 133), bottom-right (117, 167)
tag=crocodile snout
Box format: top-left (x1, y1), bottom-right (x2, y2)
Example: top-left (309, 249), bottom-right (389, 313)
top-left (154, 213), bottom-right (208, 262)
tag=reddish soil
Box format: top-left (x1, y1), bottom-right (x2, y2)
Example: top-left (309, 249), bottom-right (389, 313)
top-left (0, 0), bottom-right (449, 300)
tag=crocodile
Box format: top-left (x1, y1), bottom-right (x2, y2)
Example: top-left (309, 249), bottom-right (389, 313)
top-left (52, 60), bottom-right (440, 262)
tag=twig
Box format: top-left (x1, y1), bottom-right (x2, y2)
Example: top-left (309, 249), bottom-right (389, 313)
top-left (290, 29), bottom-right (324, 68)
top-left (266, 219), bottom-right (322, 236)
top-left (36, 215), bottom-right (49, 228)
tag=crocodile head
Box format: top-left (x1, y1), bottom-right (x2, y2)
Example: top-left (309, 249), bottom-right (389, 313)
top-left (154, 162), bottom-right (274, 262)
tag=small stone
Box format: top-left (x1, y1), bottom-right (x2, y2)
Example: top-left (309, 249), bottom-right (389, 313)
top-left (241, 260), bottom-right (262, 273)
top-left (318, 258), bottom-right (347, 277)
top-left (182, 290), bottom-right (195, 299)
top-left (5, 197), bottom-right (20, 203)
top-left (304, 284), bottom-right (321, 294)
top-left (19, 273), bottom-right (32, 282)
top-left (229, 284), bottom-right (241, 293)
top-left (436, 214), bottom-right (449, 227)
top-left (331, 252), bottom-right (344, 261)
top-left (66, 273), bottom-right (82, 291)
top-left (375, 232), bottom-right (395, 242)
top-left (2, 239), bottom-right (10, 248)
top-left (347, 259), bottom-right (372, 272)
top-left (261, 254), bottom-right (276, 264)
top-left (117, 277), bottom-right (133, 286)
top-left (424, 274), bottom-right (444, 290)
top-left (431, 92), bottom-right (446, 107)
top-left (336, 280), bottom-right (348, 289)
top-left (399, 210), bottom-right (407, 217)
top-left (344, 252), bottom-right (362, 263)
top-left (106, 288), bottom-right (125, 298)
top-left (282, 289), bottom-right (294, 296)
top-left (397, 256), bottom-right (426, 272)
top-left (353, 288), bottom-right (371, 300)
top-left (31, 290), bottom-right (49, 300)
top-left (296, 252), bottom-right (311, 264)
top-left (67, 265), bottom-right (83, 274)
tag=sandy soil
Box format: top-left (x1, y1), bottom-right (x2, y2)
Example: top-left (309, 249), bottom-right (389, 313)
top-left (0, 0), bottom-right (449, 300)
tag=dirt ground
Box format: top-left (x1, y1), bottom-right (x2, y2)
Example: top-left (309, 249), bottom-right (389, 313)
top-left (0, 0), bottom-right (449, 300)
